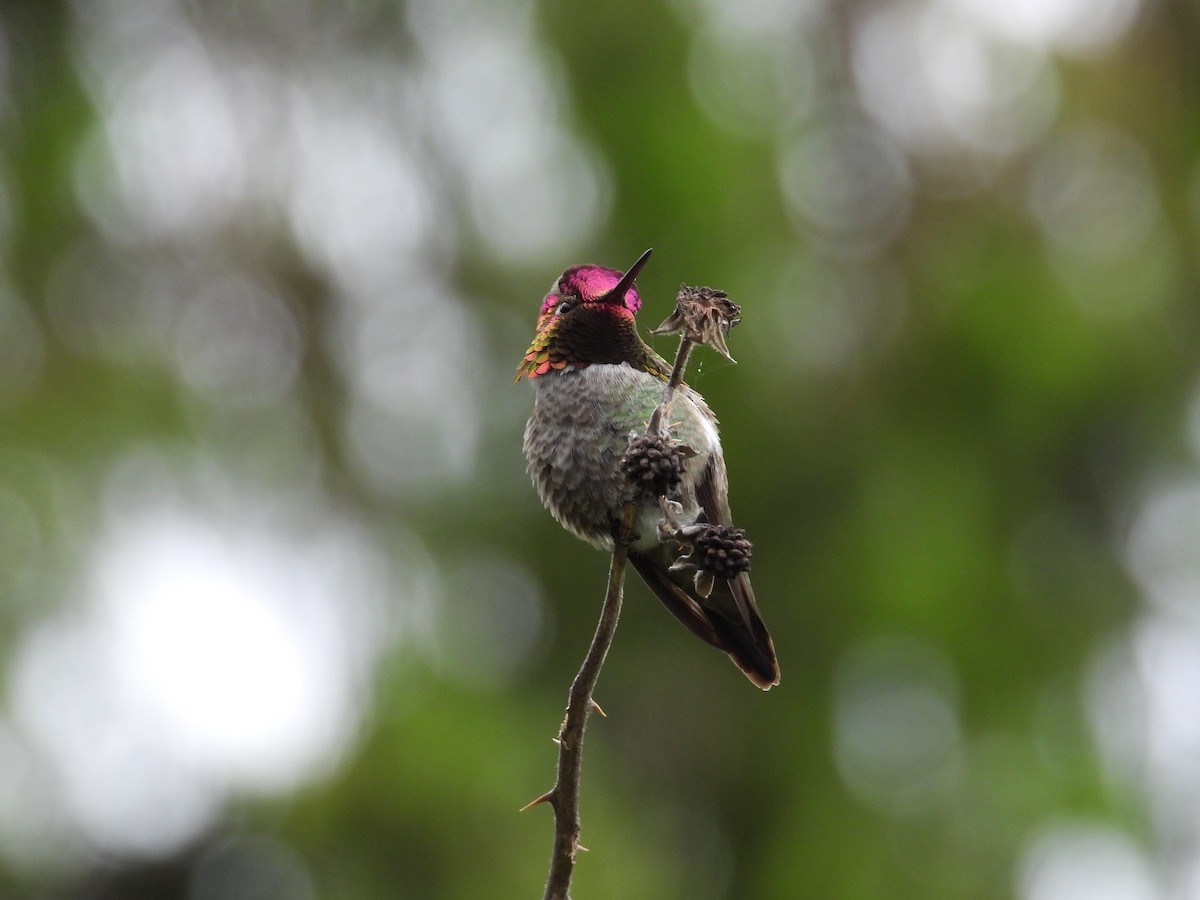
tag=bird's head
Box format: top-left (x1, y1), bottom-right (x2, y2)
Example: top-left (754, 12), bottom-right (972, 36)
top-left (515, 248), bottom-right (653, 381)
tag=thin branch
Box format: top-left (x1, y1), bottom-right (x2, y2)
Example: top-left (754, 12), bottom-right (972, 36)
top-left (649, 337), bottom-right (693, 437)
top-left (541, 501), bottom-right (636, 900)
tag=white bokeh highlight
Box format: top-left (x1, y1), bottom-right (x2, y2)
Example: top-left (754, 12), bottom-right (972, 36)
top-left (4, 463), bottom-right (402, 860)
top-left (1018, 822), bottom-right (1159, 900)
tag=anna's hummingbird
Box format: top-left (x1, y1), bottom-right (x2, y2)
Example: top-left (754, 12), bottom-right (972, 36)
top-left (515, 249), bottom-right (780, 690)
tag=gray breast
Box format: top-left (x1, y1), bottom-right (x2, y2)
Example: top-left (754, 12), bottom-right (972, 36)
top-left (523, 364), bottom-right (718, 550)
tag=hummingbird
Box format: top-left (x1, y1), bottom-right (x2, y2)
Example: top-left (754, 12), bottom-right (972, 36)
top-left (515, 249), bottom-right (780, 690)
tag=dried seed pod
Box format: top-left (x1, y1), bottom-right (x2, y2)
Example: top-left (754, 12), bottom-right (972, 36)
top-left (651, 284), bottom-right (742, 362)
top-left (693, 524), bottom-right (753, 578)
top-left (621, 433), bottom-right (689, 501)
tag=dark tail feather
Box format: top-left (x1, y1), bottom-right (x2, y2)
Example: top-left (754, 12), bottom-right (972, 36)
top-left (629, 554), bottom-right (780, 690)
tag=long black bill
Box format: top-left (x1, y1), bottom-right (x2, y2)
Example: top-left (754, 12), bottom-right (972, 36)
top-left (602, 247), bottom-right (653, 304)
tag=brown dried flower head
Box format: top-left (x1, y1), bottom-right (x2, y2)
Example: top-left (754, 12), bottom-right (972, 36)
top-left (621, 432), bottom-right (692, 502)
top-left (651, 284), bottom-right (743, 362)
top-left (665, 522), bottom-right (753, 598)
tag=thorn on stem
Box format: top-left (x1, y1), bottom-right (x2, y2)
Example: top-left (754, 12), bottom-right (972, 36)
top-left (589, 698), bottom-right (607, 717)
top-left (520, 790), bottom-right (557, 812)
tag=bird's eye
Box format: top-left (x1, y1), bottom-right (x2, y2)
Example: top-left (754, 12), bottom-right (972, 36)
top-left (556, 300), bottom-right (574, 316)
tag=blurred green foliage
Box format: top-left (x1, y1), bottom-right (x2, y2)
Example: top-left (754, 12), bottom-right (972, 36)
top-left (1, 0), bottom-right (1199, 898)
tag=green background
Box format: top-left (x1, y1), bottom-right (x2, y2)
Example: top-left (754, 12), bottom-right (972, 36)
top-left (1, 0), bottom-right (1198, 897)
